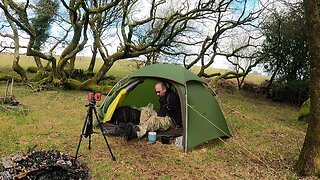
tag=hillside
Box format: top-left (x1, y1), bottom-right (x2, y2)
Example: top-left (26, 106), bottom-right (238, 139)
top-left (0, 53), bottom-right (269, 86)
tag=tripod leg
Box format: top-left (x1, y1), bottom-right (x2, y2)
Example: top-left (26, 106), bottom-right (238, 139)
top-left (74, 133), bottom-right (84, 164)
top-left (89, 134), bottom-right (92, 150)
top-left (74, 107), bottom-right (91, 163)
top-left (93, 107), bottom-right (116, 161)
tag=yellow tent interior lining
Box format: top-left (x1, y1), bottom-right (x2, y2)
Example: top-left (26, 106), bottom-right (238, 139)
top-left (103, 88), bottom-right (128, 123)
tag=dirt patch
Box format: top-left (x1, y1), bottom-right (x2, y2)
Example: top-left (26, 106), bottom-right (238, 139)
top-left (1, 150), bottom-right (89, 180)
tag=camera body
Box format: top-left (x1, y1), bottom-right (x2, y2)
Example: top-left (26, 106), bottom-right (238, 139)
top-left (87, 92), bottom-right (101, 101)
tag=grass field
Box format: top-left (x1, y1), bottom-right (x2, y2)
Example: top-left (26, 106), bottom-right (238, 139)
top-left (0, 53), bottom-right (312, 179)
top-left (0, 82), bottom-right (313, 179)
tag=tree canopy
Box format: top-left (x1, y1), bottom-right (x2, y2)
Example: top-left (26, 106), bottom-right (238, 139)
top-left (0, 0), bottom-right (270, 91)
top-left (262, 3), bottom-right (309, 84)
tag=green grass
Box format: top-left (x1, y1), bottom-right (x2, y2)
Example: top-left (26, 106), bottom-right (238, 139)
top-left (0, 83), bottom-right (312, 179)
top-left (0, 53), bottom-right (310, 179)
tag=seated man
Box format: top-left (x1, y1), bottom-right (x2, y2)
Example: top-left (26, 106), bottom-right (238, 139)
top-left (155, 81), bottom-right (182, 128)
top-left (125, 81), bottom-right (182, 140)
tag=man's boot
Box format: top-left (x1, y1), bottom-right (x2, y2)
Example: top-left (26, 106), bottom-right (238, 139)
top-left (124, 123), bottom-right (139, 141)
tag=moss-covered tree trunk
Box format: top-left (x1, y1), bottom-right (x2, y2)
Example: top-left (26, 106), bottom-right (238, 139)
top-left (64, 78), bottom-right (112, 93)
top-left (66, 56), bottom-right (76, 72)
top-left (33, 56), bottom-right (44, 69)
top-left (93, 61), bottom-right (113, 83)
top-left (12, 60), bottom-right (27, 82)
top-left (295, 0), bottom-right (320, 177)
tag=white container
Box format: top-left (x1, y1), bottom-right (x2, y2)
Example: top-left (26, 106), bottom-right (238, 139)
top-left (148, 131), bottom-right (157, 143)
top-left (175, 136), bottom-right (183, 149)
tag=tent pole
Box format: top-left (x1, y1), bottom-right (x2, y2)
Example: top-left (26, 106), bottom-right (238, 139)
top-left (101, 75), bottom-right (129, 105)
top-left (184, 83), bottom-right (188, 153)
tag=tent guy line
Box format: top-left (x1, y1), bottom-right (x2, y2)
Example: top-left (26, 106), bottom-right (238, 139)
top-left (187, 102), bottom-right (276, 173)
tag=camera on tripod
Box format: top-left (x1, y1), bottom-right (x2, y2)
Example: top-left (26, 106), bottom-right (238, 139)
top-left (87, 92), bottom-right (101, 101)
top-left (74, 91), bottom-right (116, 162)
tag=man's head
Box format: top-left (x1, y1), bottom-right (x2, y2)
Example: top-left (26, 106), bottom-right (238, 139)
top-left (155, 82), bottom-right (167, 97)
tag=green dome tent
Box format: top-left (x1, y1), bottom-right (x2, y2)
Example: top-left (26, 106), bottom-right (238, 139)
top-left (98, 63), bottom-right (231, 152)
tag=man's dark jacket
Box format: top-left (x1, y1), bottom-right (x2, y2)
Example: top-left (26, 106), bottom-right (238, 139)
top-left (157, 90), bottom-right (182, 127)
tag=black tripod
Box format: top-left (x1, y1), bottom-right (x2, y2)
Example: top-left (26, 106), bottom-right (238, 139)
top-left (74, 98), bottom-right (116, 162)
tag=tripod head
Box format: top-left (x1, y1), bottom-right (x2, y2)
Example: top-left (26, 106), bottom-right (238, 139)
top-left (86, 100), bottom-right (96, 107)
